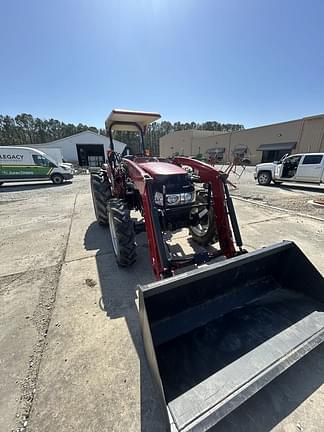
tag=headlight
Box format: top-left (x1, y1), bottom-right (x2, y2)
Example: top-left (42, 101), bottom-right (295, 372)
top-left (154, 191), bottom-right (195, 206)
top-left (183, 192), bottom-right (194, 203)
top-left (166, 194), bottom-right (180, 205)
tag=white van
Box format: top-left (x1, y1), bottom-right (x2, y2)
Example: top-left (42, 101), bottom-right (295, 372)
top-left (0, 146), bottom-right (73, 186)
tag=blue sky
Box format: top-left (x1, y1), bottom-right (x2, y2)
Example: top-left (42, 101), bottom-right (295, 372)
top-left (0, 0), bottom-right (323, 128)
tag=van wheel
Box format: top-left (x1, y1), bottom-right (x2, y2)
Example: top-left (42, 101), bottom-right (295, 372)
top-left (257, 171), bottom-right (272, 186)
top-left (51, 173), bottom-right (64, 185)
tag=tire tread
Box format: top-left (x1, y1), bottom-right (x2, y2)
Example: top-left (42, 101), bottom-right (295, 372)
top-left (90, 173), bottom-right (111, 225)
top-left (108, 199), bottom-right (136, 267)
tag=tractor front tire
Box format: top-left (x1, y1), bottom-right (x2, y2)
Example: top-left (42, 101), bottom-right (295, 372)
top-left (90, 173), bottom-right (111, 225)
top-left (107, 199), bottom-right (136, 267)
top-left (189, 194), bottom-right (218, 246)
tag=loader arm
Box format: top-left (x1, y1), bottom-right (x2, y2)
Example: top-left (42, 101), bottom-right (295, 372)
top-left (123, 157), bottom-right (241, 279)
top-left (173, 157), bottom-right (238, 258)
top-left (122, 158), bottom-right (171, 279)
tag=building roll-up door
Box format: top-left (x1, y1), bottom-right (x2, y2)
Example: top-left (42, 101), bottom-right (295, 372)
top-left (257, 142), bottom-right (297, 163)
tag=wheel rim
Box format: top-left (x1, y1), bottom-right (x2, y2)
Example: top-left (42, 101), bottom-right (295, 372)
top-left (190, 206), bottom-right (210, 237)
top-left (259, 174), bottom-right (268, 184)
top-left (53, 176), bottom-right (62, 184)
top-left (108, 210), bottom-right (119, 256)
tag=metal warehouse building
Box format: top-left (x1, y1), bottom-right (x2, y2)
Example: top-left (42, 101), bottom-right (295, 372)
top-left (30, 131), bottom-right (125, 167)
top-left (159, 114), bottom-right (324, 165)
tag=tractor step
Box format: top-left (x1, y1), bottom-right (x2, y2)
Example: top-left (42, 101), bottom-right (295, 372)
top-left (139, 241), bottom-right (324, 431)
top-left (170, 250), bottom-right (224, 268)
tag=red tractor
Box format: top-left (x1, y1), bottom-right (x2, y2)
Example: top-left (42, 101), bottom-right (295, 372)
top-left (90, 109), bottom-right (244, 279)
top-left (90, 110), bottom-right (324, 431)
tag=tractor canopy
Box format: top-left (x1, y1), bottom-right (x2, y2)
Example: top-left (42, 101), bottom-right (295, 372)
top-left (105, 109), bottom-right (161, 154)
top-left (105, 109), bottom-right (161, 132)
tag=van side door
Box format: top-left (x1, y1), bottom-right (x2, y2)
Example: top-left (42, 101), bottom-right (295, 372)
top-left (0, 150), bottom-right (32, 180)
top-left (295, 154), bottom-right (323, 183)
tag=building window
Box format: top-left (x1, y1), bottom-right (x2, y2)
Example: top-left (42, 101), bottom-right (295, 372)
top-left (88, 155), bottom-right (105, 167)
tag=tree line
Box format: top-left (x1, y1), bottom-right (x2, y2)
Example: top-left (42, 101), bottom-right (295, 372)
top-left (0, 114), bottom-right (98, 146)
top-left (114, 120), bottom-right (244, 155)
top-left (0, 113), bottom-right (244, 155)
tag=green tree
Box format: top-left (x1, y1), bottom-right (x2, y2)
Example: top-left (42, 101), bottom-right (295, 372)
top-left (0, 112), bottom-right (244, 155)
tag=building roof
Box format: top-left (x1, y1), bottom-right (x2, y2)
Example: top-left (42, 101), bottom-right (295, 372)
top-left (33, 130), bottom-right (125, 147)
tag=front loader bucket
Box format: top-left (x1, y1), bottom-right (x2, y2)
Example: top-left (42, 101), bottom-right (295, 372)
top-left (139, 241), bottom-right (324, 431)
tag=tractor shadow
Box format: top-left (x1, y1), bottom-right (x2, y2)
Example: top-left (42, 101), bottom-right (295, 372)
top-left (84, 222), bottom-right (324, 432)
top-left (164, 229), bottom-right (224, 265)
top-left (84, 221), bottom-right (166, 432)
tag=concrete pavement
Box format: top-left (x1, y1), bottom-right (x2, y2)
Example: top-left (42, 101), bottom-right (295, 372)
top-left (0, 176), bottom-right (323, 432)
top-left (0, 183), bottom-right (76, 432)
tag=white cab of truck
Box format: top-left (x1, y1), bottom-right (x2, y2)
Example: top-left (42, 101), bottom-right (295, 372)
top-left (254, 153), bottom-right (324, 186)
top-left (0, 146), bottom-right (74, 186)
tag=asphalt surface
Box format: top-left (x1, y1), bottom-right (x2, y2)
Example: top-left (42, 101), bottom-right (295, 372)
top-left (0, 174), bottom-right (323, 432)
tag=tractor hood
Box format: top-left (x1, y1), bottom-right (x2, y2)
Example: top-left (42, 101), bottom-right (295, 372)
top-left (138, 162), bottom-right (187, 178)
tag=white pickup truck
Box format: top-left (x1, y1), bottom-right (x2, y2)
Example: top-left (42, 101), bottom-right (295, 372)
top-left (254, 153), bottom-right (324, 186)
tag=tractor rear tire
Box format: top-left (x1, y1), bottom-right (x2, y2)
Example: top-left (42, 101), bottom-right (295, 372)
top-left (107, 199), bottom-right (137, 267)
top-left (90, 173), bottom-right (111, 225)
top-left (189, 194), bottom-right (218, 246)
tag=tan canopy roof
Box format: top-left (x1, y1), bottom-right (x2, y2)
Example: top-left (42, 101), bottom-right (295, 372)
top-left (105, 109), bottom-right (161, 132)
